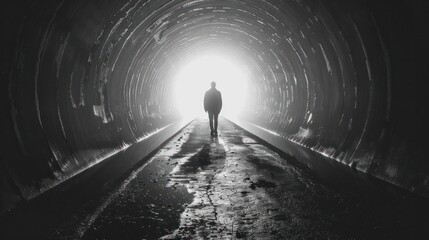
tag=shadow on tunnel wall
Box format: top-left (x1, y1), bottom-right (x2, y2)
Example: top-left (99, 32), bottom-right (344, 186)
top-left (1, 0), bottom-right (428, 214)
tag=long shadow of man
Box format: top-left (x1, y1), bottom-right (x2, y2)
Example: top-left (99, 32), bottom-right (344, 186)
top-left (203, 81), bottom-right (222, 136)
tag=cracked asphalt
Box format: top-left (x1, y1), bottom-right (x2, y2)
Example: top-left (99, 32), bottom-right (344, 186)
top-left (50, 117), bottom-right (429, 240)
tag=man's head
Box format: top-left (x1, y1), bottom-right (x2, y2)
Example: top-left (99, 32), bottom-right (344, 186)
top-left (211, 81), bottom-right (216, 88)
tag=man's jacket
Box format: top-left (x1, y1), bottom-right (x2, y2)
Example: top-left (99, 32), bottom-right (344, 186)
top-left (204, 88), bottom-right (222, 114)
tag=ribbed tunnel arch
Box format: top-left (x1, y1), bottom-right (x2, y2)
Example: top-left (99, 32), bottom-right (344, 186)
top-left (1, 0), bottom-right (428, 213)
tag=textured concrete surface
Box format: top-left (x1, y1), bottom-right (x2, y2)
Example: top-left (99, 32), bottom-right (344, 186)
top-left (39, 117), bottom-right (428, 239)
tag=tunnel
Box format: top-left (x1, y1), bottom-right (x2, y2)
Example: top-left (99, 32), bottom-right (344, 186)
top-left (1, 0), bottom-right (429, 238)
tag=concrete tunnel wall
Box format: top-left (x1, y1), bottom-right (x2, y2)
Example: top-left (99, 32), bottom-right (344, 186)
top-left (1, 0), bottom-right (428, 213)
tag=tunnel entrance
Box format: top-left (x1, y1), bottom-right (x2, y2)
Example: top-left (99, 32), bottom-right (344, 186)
top-left (172, 53), bottom-right (249, 118)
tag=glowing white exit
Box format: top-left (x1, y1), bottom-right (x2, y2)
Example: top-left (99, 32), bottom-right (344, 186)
top-left (173, 54), bottom-right (249, 118)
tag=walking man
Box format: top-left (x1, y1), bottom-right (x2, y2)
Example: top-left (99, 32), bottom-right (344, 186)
top-left (204, 81), bottom-right (222, 136)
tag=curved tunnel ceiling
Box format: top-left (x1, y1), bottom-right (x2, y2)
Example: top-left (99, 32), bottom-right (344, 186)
top-left (1, 0), bottom-right (429, 212)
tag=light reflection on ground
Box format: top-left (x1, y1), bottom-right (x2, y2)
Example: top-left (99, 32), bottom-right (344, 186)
top-left (59, 118), bottom-right (428, 240)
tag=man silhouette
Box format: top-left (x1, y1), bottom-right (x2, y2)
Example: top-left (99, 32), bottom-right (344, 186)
top-left (204, 81), bottom-right (222, 136)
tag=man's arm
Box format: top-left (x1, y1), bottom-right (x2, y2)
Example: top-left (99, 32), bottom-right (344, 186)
top-left (203, 91), bottom-right (208, 112)
top-left (218, 92), bottom-right (222, 112)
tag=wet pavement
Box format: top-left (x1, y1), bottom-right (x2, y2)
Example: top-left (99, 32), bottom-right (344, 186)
top-left (4, 117), bottom-right (429, 239)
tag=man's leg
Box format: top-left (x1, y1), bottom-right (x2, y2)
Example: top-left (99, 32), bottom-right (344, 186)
top-left (208, 112), bottom-right (214, 135)
top-left (214, 113), bottom-right (219, 135)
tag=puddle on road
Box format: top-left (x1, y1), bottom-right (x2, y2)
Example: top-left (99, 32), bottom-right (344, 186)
top-left (162, 126), bottom-right (293, 239)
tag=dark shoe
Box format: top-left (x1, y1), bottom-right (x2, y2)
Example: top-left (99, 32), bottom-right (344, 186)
top-left (214, 131), bottom-right (218, 136)
top-left (210, 130), bottom-right (214, 136)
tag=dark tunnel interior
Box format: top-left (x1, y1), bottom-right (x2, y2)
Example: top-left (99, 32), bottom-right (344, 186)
top-left (1, 0), bottom-right (429, 220)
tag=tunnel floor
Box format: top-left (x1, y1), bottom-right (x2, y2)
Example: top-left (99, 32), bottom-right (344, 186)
top-left (2, 118), bottom-right (429, 239)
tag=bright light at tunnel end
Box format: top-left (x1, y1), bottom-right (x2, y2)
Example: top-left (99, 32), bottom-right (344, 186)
top-left (173, 53), bottom-right (249, 119)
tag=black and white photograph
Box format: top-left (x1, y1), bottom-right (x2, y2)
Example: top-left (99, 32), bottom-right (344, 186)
top-left (1, 0), bottom-right (428, 239)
